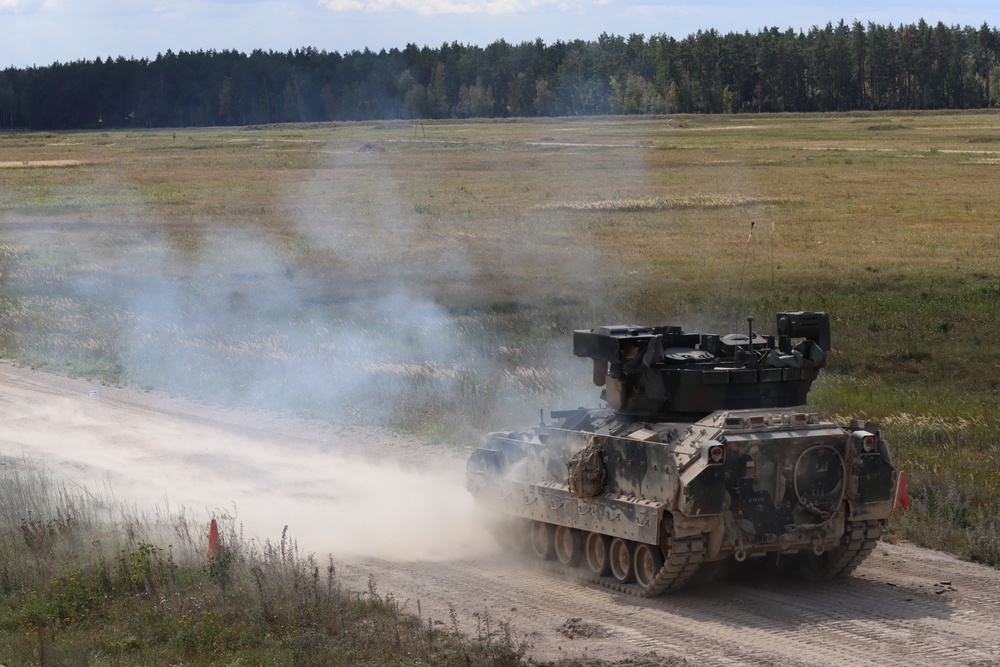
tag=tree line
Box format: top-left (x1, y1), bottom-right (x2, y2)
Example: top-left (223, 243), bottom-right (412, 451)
top-left (1, 19), bottom-right (999, 129)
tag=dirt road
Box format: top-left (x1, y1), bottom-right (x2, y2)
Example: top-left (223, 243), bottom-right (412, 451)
top-left (1, 361), bottom-right (998, 666)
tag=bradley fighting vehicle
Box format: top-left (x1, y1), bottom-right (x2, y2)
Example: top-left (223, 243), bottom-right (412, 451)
top-left (467, 312), bottom-right (896, 596)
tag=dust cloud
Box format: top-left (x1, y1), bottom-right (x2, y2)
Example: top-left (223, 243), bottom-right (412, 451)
top-left (0, 383), bottom-right (496, 561)
top-left (0, 123), bottom-right (640, 563)
top-left (0, 181), bottom-right (510, 564)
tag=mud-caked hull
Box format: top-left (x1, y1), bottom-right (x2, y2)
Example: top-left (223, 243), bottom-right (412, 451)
top-left (467, 407), bottom-right (896, 595)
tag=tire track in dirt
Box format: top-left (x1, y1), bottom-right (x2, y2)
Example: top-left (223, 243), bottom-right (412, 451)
top-left (337, 547), bottom-right (1000, 666)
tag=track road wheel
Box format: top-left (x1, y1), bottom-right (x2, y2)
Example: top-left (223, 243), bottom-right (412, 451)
top-left (609, 538), bottom-right (636, 583)
top-left (808, 520), bottom-right (882, 580)
top-left (634, 518), bottom-right (706, 596)
top-left (530, 521), bottom-right (555, 560)
top-left (634, 542), bottom-right (665, 588)
top-left (554, 526), bottom-right (583, 566)
top-left (585, 532), bottom-right (611, 576)
top-left (508, 519), bottom-right (530, 553)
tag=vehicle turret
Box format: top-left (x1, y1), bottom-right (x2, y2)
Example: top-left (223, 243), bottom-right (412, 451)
top-left (574, 311), bottom-right (831, 421)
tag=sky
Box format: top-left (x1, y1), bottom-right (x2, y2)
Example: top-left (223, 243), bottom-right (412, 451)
top-left (2, 0), bottom-right (998, 69)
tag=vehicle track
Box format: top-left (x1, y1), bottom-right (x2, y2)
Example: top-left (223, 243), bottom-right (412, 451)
top-left (1, 361), bottom-right (999, 666)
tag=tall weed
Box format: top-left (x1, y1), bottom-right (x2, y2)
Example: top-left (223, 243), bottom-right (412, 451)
top-left (0, 459), bottom-right (527, 666)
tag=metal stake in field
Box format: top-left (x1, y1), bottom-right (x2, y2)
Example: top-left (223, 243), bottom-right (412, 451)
top-left (770, 221), bottom-right (776, 287)
top-left (736, 220), bottom-right (755, 329)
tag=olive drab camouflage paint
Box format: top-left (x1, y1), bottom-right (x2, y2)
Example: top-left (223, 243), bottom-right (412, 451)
top-left (467, 312), bottom-right (896, 596)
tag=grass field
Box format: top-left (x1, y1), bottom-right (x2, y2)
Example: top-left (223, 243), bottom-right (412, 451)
top-left (1, 111), bottom-right (999, 567)
top-left (0, 461), bottom-right (528, 666)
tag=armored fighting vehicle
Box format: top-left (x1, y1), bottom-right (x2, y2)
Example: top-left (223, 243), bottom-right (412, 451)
top-left (467, 312), bottom-right (896, 596)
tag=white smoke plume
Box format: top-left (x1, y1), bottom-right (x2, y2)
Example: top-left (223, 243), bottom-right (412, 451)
top-left (0, 125), bottom-right (641, 562)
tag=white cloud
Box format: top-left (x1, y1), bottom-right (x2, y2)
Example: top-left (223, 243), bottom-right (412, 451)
top-left (0, 0), bottom-right (47, 12)
top-left (319, 0), bottom-right (363, 9)
top-left (318, 0), bottom-right (562, 15)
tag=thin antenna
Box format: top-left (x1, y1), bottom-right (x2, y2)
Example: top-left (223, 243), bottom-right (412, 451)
top-left (736, 220), bottom-right (755, 330)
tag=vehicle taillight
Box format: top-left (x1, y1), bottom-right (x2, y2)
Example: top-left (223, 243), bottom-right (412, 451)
top-left (708, 444), bottom-right (725, 463)
top-left (851, 430), bottom-right (879, 454)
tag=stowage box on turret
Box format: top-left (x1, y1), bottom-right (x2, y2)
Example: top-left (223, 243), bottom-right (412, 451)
top-left (467, 312), bottom-right (896, 596)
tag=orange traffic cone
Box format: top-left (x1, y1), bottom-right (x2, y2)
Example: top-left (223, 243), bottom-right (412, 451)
top-left (208, 517), bottom-right (222, 558)
top-left (893, 470), bottom-right (910, 510)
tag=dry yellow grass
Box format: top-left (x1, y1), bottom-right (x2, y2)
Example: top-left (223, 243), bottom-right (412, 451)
top-left (0, 159), bottom-right (86, 168)
top-left (536, 194), bottom-right (796, 211)
top-left (1, 112), bottom-right (1000, 562)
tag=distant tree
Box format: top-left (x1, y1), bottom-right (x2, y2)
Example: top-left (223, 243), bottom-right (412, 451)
top-left (3, 21), bottom-right (1000, 128)
top-left (0, 72), bottom-right (17, 127)
top-left (534, 78), bottom-right (554, 115)
top-left (427, 62), bottom-right (450, 118)
top-left (454, 78), bottom-right (495, 117)
top-left (218, 76), bottom-right (235, 123)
